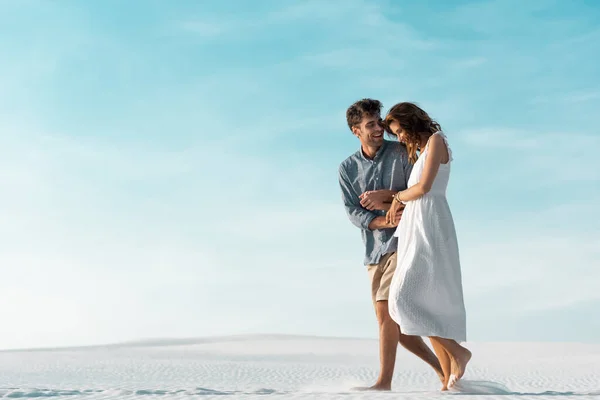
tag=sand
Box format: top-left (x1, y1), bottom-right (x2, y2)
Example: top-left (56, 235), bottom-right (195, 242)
top-left (1, 334), bottom-right (599, 399)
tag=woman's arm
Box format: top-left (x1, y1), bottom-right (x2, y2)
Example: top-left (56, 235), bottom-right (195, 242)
top-left (394, 134), bottom-right (447, 202)
top-left (385, 134), bottom-right (448, 224)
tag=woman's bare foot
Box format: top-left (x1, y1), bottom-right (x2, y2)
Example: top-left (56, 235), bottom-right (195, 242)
top-left (448, 346), bottom-right (472, 387)
top-left (438, 372), bottom-right (448, 391)
top-left (453, 347), bottom-right (472, 379)
top-left (440, 373), bottom-right (449, 391)
top-left (437, 371), bottom-right (445, 383)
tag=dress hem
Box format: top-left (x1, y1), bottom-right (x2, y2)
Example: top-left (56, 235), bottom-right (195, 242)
top-left (399, 327), bottom-right (467, 343)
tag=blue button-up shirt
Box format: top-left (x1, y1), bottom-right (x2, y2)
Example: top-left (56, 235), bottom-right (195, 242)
top-left (338, 140), bottom-right (413, 266)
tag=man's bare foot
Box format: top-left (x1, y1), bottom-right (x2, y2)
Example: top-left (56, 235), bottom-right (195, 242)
top-left (448, 347), bottom-right (472, 387)
top-left (351, 383), bottom-right (391, 391)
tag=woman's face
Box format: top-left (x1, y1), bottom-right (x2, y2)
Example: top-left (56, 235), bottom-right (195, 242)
top-left (388, 121), bottom-right (407, 143)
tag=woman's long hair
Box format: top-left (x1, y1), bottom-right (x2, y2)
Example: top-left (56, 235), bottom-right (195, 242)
top-left (383, 102), bottom-right (441, 164)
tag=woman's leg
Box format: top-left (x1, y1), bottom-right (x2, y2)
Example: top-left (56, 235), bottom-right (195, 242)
top-left (429, 338), bottom-right (452, 390)
top-left (430, 337), bottom-right (471, 387)
top-left (397, 331), bottom-right (444, 383)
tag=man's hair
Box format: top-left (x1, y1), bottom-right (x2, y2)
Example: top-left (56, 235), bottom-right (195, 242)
top-left (346, 98), bottom-right (383, 131)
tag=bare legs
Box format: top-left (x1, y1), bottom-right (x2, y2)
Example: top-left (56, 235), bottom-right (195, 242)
top-left (355, 301), bottom-right (444, 391)
top-left (398, 332), bottom-right (444, 384)
top-left (429, 337), bottom-right (472, 389)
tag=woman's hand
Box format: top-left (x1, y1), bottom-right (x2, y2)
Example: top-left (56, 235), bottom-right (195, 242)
top-left (386, 198), bottom-right (404, 226)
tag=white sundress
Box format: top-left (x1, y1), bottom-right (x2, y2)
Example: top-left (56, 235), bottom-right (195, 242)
top-left (388, 131), bottom-right (467, 342)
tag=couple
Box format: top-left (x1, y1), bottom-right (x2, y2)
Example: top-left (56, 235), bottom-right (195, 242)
top-left (338, 99), bottom-right (471, 392)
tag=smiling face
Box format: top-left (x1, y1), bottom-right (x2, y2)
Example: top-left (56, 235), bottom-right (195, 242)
top-left (386, 120), bottom-right (407, 143)
top-left (384, 102), bottom-right (442, 164)
top-left (352, 113), bottom-right (384, 149)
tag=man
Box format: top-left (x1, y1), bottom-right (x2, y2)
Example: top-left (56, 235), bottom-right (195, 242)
top-left (338, 98), bottom-right (443, 390)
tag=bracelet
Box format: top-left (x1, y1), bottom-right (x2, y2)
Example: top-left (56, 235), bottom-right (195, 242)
top-left (393, 192), bottom-right (403, 202)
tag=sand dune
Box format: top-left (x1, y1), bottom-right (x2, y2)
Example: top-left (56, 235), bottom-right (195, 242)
top-left (1, 335), bottom-right (599, 399)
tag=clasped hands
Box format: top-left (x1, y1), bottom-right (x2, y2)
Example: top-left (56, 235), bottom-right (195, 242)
top-left (359, 190), bottom-right (405, 227)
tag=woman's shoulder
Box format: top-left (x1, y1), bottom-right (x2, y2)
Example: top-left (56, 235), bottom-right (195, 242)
top-left (427, 131), bottom-right (453, 162)
top-left (431, 130), bottom-right (448, 140)
top-left (428, 131), bottom-right (451, 146)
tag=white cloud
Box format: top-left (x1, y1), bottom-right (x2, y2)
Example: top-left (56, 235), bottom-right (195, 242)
top-left (300, 48), bottom-right (405, 70)
top-left (451, 57), bottom-right (488, 69)
top-left (457, 127), bottom-right (600, 185)
top-left (177, 20), bottom-right (230, 37)
top-left (441, 0), bottom-right (569, 36)
top-left (532, 90), bottom-right (600, 105)
top-left (177, 0), bottom-right (437, 52)
top-left (564, 91), bottom-right (600, 103)
top-left (462, 234), bottom-right (600, 312)
top-left (460, 128), bottom-right (547, 149)
top-left (265, 0), bottom-right (389, 25)
top-left (0, 107), bottom-right (357, 349)
top-left (447, 127), bottom-right (600, 319)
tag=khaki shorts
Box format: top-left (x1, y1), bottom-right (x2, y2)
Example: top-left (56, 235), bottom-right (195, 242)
top-left (367, 252), bottom-right (397, 304)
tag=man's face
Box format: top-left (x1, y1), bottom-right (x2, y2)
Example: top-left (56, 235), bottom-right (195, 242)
top-left (352, 113), bottom-right (384, 148)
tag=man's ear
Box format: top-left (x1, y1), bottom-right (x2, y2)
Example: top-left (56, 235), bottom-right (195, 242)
top-left (351, 126), bottom-right (360, 137)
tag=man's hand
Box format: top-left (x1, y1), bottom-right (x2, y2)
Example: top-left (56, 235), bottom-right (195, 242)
top-left (359, 190), bottom-right (394, 211)
top-left (385, 199), bottom-right (405, 226)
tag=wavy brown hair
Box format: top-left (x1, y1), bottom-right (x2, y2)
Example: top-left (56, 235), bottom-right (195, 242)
top-left (383, 102), bottom-right (441, 164)
top-left (345, 98), bottom-right (383, 131)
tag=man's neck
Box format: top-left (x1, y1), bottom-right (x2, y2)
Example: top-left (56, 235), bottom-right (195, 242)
top-left (361, 143), bottom-right (382, 159)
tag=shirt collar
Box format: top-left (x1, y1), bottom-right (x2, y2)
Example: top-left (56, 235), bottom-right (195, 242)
top-left (359, 140), bottom-right (389, 161)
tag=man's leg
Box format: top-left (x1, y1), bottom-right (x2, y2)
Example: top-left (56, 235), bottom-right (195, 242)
top-left (351, 254), bottom-right (399, 391)
top-left (372, 299), bottom-right (399, 390)
top-left (363, 303), bottom-right (443, 390)
top-left (359, 252), bottom-right (443, 391)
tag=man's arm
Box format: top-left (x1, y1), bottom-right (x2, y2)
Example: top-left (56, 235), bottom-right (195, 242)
top-left (359, 189), bottom-right (406, 211)
top-left (338, 165), bottom-right (376, 230)
top-left (338, 165), bottom-right (393, 231)
top-left (338, 166), bottom-right (402, 230)
top-left (367, 215), bottom-right (399, 230)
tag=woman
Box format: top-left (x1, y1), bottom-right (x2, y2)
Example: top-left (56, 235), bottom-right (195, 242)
top-left (383, 102), bottom-right (471, 391)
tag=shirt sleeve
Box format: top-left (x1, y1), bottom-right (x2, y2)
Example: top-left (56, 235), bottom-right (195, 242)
top-left (338, 164), bottom-right (378, 231)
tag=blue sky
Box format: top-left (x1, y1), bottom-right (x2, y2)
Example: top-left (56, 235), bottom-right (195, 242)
top-left (1, 0), bottom-right (599, 349)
